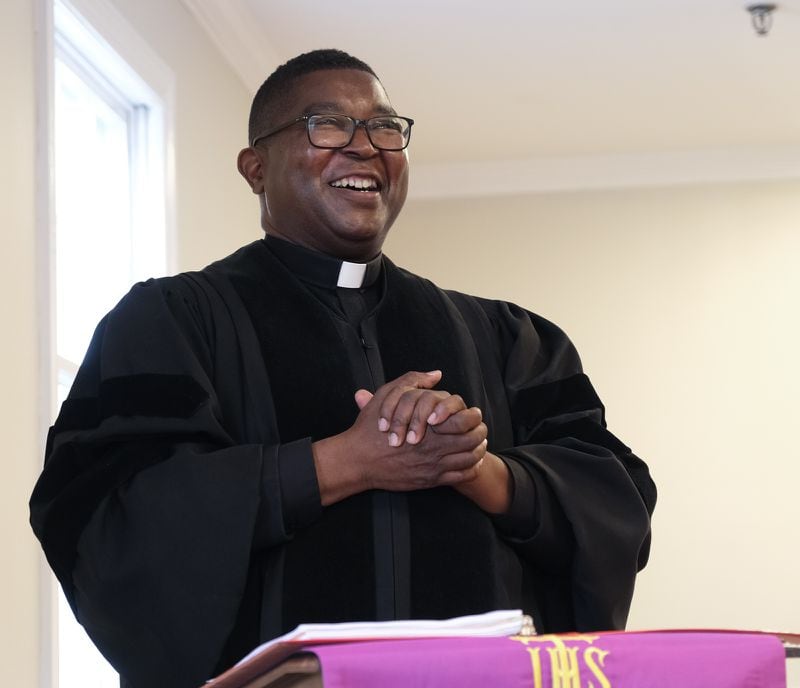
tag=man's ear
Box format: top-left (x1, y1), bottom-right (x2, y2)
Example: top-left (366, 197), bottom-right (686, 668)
top-left (237, 147), bottom-right (265, 194)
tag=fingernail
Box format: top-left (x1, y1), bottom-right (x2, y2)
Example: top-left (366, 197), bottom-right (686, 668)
top-left (426, 370), bottom-right (441, 375)
top-left (407, 430), bottom-right (417, 444)
top-left (427, 412), bottom-right (437, 424)
top-left (378, 417), bottom-right (389, 432)
top-left (389, 432), bottom-right (400, 447)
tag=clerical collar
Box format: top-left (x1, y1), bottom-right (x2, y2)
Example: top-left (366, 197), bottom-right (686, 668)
top-left (263, 235), bottom-right (382, 289)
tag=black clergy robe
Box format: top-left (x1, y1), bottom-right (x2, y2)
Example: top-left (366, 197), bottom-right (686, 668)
top-left (30, 238), bottom-right (656, 688)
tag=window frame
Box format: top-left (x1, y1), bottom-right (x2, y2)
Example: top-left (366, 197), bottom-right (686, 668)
top-left (34, 0), bottom-right (176, 685)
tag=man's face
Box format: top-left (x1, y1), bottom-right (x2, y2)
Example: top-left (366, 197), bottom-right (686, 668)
top-left (250, 69), bottom-right (409, 261)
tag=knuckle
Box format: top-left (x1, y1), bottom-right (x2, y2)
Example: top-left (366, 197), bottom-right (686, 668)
top-left (399, 387), bottom-right (422, 403)
top-left (405, 371), bottom-right (428, 386)
top-left (428, 391), bottom-right (447, 405)
top-left (454, 415), bottom-right (470, 431)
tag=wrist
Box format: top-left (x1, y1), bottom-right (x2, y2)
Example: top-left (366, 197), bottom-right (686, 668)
top-left (454, 452), bottom-right (511, 515)
top-left (312, 432), bottom-right (369, 506)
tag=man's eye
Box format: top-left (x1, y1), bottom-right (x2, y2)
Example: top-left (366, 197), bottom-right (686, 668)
top-left (312, 115), bottom-right (348, 128)
top-left (370, 118), bottom-right (403, 132)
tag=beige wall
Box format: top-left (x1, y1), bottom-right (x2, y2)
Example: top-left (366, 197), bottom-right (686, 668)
top-left (1, 1), bottom-right (40, 685)
top-left (1, 0), bottom-right (256, 684)
top-left (386, 180), bottom-right (800, 631)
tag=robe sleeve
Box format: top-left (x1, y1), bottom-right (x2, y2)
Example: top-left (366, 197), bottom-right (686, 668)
top-left (489, 453), bottom-right (574, 568)
top-left (478, 298), bottom-right (656, 632)
top-left (29, 277), bottom-right (320, 688)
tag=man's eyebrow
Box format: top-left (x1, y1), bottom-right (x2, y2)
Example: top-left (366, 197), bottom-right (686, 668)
top-left (301, 101), bottom-right (398, 116)
top-left (301, 101), bottom-right (340, 113)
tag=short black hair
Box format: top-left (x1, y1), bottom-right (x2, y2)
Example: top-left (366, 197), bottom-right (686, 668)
top-left (248, 49), bottom-right (379, 145)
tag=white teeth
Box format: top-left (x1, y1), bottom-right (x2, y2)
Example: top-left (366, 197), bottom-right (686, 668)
top-left (330, 176), bottom-right (378, 191)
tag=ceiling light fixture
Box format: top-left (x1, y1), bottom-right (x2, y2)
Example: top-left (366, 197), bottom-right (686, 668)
top-left (745, 3), bottom-right (777, 36)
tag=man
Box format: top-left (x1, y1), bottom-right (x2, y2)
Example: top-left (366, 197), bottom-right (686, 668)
top-left (30, 50), bottom-right (656, 688)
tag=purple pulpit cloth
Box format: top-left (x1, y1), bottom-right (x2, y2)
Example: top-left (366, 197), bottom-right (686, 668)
top-left (309, 632), bottom-right (786, 688)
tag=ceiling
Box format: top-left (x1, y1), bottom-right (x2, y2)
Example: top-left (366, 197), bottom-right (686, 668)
top-left (181, 0), bottom-right (800, 197)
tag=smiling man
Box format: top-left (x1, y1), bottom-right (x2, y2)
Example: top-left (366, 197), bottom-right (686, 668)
top-left (31, 50), bottom-right (656, 688)
top-left (244, 67), bottom-right (408, 260)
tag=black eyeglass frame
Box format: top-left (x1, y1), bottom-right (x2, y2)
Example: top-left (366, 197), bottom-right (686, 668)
top-left (250, 114), bottom-right (415, 151)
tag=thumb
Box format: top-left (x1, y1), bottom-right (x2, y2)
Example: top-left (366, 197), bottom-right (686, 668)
top-left (354, 389), bottom-right (374, 410)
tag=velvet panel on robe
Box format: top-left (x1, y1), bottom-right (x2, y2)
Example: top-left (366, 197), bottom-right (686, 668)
top-left (29, 240), bottom-right (656, 688)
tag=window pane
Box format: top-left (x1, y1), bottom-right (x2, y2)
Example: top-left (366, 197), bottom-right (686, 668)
top-left (51, 4), bottom-right (169, 684)
top-left (54, 54), bottom-right (137, 688)
top-left (56, 362), bottom-right (77, 407)
top-left (58, 589), bottom-right (119, 688)
top-left (55, 57), bottom-right (134, 366)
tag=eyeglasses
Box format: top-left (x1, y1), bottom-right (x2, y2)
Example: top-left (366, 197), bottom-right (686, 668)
top-left (251, 114), bottom-right (414, 151)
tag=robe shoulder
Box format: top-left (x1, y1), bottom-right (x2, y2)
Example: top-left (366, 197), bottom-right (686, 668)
top-left (28, 264), bottom-right (296, 687)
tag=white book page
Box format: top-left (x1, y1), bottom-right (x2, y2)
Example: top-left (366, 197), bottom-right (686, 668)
top-left (237, 609), bottom-right (532, 666)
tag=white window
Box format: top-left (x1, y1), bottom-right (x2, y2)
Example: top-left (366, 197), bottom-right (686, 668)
top-left (41, 0), bottom-right (175, 685)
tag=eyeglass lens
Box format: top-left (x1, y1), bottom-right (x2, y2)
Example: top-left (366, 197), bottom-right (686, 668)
top-left (308, 115), bottom-right (410, 150)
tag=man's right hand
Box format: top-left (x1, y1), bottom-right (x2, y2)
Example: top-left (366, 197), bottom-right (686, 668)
top-left (312, 371), bottom-right (488, 506)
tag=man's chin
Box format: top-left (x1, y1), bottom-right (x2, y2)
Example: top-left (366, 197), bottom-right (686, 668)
top-left (326, 224), bottom-right (389, 260)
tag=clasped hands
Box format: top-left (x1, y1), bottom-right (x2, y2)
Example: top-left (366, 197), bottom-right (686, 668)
top-left (313, 370), bottom-right (510, 514)
top-left (352, 369), bottom-right (488, 491)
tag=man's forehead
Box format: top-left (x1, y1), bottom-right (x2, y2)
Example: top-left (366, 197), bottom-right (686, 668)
top-left (279, 69), bottom-right (394, 117)
top-left (299, 100), bottom-right (396, 116)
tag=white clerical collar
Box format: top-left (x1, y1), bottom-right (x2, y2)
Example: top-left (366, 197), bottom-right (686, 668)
top-left (337, 261), bottom-right (368, 288)
top-left (263, 235), bottom-right (382, 289)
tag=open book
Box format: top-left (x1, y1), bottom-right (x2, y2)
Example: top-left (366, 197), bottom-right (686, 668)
top-left (206, 609), bottom-right (534, 687)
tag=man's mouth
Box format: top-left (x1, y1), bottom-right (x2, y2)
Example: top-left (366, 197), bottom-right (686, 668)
top-left (329, 176), bottom-right (381, 192)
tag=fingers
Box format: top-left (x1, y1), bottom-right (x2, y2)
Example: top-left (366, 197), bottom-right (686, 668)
top-left (435, 439), bottom-right (489, 485)
top-left (426, 395), bottom-right (468, 427)
top-left (351, 370), bottom-right (440, 432)
top-left (372, 370), bottom-right (443, 444)
top-left (387, 390), bottom-right (459, 446)
top-left (406, 393), bottom-right (468, 444)
top-left (426, 422), bottom-right (487, 458)
top-left (355, 371), bottom-right (486, 451)
top-left (372, 370), bottom-right (441, 429)
top-left (430, 407), bottom-right (483, 435)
